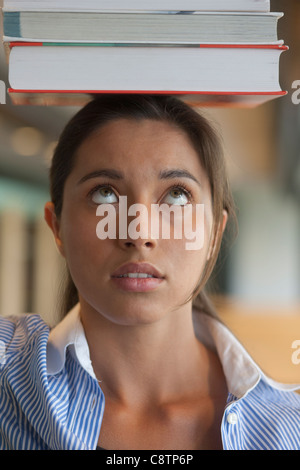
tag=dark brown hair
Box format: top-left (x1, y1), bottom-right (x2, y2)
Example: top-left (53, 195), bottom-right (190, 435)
top-left (49, 94), bottom-right (236, 318)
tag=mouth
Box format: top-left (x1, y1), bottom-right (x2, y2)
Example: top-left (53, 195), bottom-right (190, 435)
top-left (111, 262), bottom-right (164, 279)
top-left (111, 262), bottom-right (165, 292)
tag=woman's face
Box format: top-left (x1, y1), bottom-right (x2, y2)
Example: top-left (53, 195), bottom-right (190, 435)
top-left (46, 118), bottom-right (218, 325)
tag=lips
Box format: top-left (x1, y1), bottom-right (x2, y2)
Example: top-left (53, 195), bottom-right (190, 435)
top-left (111, 262), bottom-right (164, 279)
top-left (111, 262), bottom-right (165, 292)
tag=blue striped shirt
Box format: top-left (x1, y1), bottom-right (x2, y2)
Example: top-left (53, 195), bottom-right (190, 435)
top-left (1, 304), bottom-right (300, 450)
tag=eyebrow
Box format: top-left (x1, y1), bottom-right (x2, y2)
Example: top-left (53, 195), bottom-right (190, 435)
top-left (77, 169), bottom-right (123, 185)
top-left (77, 168), bottom-right (201, 187)
top-left (159, 169), bottom-right (201, 187)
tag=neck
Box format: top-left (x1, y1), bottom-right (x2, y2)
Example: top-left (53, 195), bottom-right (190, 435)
top-left (79, 298), bottom-right (209, 408)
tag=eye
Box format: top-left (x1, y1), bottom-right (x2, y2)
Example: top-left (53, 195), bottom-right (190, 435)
top-left (89, 184), bottom-right (118, 204)
top-left (162, 185), bottom-right (192, 206)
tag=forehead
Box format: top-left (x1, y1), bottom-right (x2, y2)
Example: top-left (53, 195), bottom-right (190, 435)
top-left (74, 118), bottom-right (205, 177)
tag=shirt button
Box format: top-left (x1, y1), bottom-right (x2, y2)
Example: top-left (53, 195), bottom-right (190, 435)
top-left (227, 412), bottom-right (238, 424)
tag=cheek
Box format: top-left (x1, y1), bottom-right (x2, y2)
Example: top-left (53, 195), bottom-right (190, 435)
top-left (59, 206), bottom-right (106, 266)
top-left (163, 237), bottom-right (207, 285)
top-left (181, 202), bottom-right (213, 257)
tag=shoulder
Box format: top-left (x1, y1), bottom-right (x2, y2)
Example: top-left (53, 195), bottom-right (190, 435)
top-left (0, 314), bottom-right (50, 369)
top-left (228, 378), bottom-right (300, 450)
top-left (0, 315), bottom-right (52, 449)
top-left (250, 376), bottom-right (300, 409)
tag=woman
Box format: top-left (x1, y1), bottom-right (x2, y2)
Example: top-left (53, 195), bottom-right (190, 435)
top-left (0, 95), bottom-right (299, 450)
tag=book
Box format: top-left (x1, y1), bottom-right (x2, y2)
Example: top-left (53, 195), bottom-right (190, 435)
top-left (7, 43), bottom-right (287, 94)
top-left (3, 1), bottom-right (287, 108)
top-left (2, 11), bottom-right (283, 45)
top-left (2, 0), bottom-right (271, 13)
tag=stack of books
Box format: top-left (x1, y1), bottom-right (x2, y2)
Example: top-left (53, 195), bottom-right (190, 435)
top-left (1, 0), bottom-right (287, 107)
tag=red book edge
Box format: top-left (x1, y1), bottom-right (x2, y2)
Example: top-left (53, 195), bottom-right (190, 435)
top-left (7, 42), bottom-right (289, 51)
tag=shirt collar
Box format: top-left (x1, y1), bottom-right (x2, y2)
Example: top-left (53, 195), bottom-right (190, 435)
top-left (47, 303), bottom-right (300, 399)
top-left (47, 303), bottom-right (97, 380)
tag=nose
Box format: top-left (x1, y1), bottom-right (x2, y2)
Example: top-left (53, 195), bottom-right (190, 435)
top-left (121, 238), bottom-right (156, 250)
top-left (117, 199), bottom-right (158, 250)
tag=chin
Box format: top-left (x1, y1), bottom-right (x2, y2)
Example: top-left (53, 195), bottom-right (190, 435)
top-left (81, 290), bottom-right (181, 326)
top-left (109, 304), bottom-right (166, 327)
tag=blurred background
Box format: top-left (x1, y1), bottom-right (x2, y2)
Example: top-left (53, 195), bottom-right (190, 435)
top-left (0, 0), bottom-right (299, 382)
